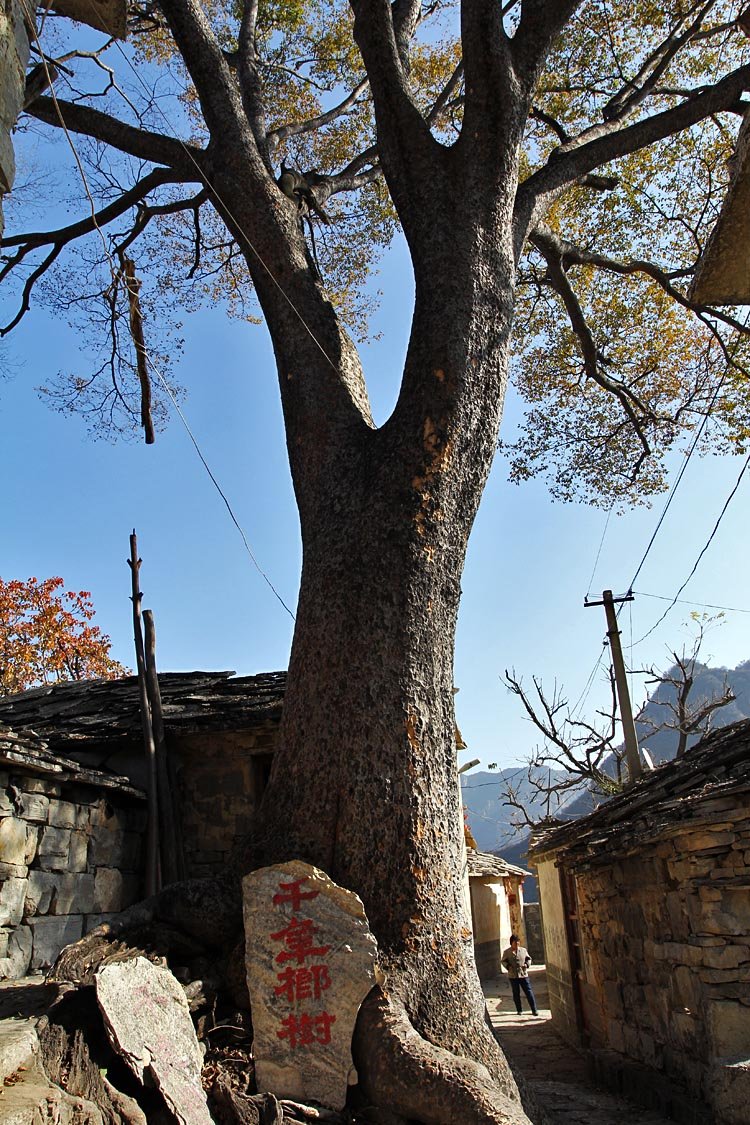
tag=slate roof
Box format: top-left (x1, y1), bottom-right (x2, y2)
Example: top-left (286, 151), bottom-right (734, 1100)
top-left (467, 848), bottom-right (529, 880)
top-left (0, 720), bottom-right (145, 797)
top-left (0, 670), bottom-right (286, 753)
top-left (528, 718), bottom-right (750, 869)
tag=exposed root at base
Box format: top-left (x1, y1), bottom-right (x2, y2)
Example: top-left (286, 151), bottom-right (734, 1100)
top-left (353, 989), bottom-right (533, 1125)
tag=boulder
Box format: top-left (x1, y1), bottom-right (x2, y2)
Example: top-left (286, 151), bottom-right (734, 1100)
top-left (95, 956), bottom-right (212, 1125)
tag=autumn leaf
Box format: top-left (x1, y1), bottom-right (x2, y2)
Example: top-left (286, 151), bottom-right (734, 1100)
top-left (0, 577), bottom-right (129, 696)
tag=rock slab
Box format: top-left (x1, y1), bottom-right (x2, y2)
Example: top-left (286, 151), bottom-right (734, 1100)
top-left (243, 860), bottom-right (378, 1110)
top-left (95, 956), bottom-right (212, 1125)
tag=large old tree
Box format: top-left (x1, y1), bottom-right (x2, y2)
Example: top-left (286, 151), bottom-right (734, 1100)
top-left (3, 1), bottom-right (750, 1121)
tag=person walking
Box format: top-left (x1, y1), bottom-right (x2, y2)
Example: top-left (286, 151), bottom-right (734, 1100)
top-left (501, 933), bottom-right (539, 1016)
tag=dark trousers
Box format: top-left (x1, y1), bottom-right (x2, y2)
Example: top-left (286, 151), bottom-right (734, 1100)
top-left (510, 976), bottom-right (537, 1014)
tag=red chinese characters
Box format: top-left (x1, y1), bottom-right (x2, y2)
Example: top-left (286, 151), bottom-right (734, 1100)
top-left (270, 876), bottom-right (336, 1049)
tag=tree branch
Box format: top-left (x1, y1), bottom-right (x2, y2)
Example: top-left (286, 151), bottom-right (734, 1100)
top-left (531, 223), bottom-right (750, 337)
top-left (157, 0), bottom-right (255, 163)
top-left (460, 0), bottom-right (514, 137)
top-left (27, 97), bottom-right (204, 174)
top-left (600, 0), bottom-right (717, 124)
top-left (0, 168), bottom-right (185, 257)
top-left (1, 246), bottom-right (62, 335)
top-left (513, 0), bottom-right (584, 87)
top-left (532, 231), bottom-right (655, 478)
top-left (268, 78), bottom-right (370, 148)
top-left (351, 0), bottom-right (444, 241)
top-left (516, 62), bottom-right (750, 245)
top-left (237, 0), bottom-right (272, 172)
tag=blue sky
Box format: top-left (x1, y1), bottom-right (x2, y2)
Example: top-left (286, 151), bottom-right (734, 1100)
top-left (3, 149), bottom-right (750, 772)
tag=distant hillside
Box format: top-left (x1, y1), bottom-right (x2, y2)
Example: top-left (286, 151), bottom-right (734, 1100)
top-left (637, 659), bottom-right (750, 762)
top-left (556, 659), bottom-right (750, 821)
top-left (463, 660), bottom-right (750, 901)
top-left (460, 767), bottom-right (564, 852)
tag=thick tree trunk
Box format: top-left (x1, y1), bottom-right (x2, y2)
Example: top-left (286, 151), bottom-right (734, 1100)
top-left (241, 205), bottom-right (521, 1114)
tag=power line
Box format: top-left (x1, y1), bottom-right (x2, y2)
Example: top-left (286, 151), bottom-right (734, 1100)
top-left (632, 449), bottom-right (750, 647)
top-left (634, 590), bottom-right (750, 615)
top-left (584, 502), bottom-right (613, 599)
top-left (627, 371), bottom-right (731, 593)
top-left (17, 8), bottom-right (296, 622)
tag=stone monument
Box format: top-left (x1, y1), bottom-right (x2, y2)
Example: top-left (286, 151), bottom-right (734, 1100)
top-left (243, 860), bottom-right (379, 1110)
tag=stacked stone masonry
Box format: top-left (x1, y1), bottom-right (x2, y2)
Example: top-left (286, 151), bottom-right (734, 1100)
top-left (570, 795), bottom-right (750, 1125)
top-left (176, 725), bottom-right (277, 877)
top-left (0, 767), bottom-right (146, 979)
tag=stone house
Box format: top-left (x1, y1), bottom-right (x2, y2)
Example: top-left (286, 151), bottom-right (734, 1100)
top-left (0, 670), bottom-right (286, 977)
top-left (0, 720), bottom-right (146, 979)
top-left (2, 670), bottom-right (511, 985)
top-left (528, 719), bottom-right (750, 1125)
top-left (466, 847), bottom-right (529, 980)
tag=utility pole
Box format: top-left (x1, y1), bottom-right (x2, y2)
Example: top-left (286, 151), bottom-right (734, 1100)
top-left (585, 589), bottom-right (642, 784)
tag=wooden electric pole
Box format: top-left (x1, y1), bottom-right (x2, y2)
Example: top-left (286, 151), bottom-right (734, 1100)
top-left (585, 589), bottom-right (642, 784)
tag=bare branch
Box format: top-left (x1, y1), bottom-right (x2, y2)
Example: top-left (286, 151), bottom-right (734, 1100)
top-left (268, 78), bottom-right (370, 148)
top-left (0, 168), bottom-right (185, 257)
top-left (1, 245), bottom-right (62, 335)
top-left (27, 96), bottom-right (205, 174)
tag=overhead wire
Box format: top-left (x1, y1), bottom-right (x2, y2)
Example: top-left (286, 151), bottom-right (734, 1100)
top-left (634, 590), bottom-right (750, 614)
top-left (584, 501), bottom-right (614, 600)
top-left (627, 366), bottom-right (732, 594)
top-left (17, 2), bottom-right (296, 621)
top-left (631, 449), bottom-right (750, 647)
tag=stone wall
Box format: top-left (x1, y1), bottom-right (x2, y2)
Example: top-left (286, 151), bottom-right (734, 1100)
top-left (0, 0), bottom-right (30, 236)
top-left (570, 790), bottom-right (750, 1125)
top-left (0, 768), bottom-right (146, 979)
top-left (175, 723), bottom-right (278, 878)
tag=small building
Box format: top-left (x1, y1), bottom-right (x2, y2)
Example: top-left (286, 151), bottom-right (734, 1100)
top-left (466, 847), bottom-right (529, 980)
top-left (528, 720), bottom-right (750, 1125)
top-left (0, 671), bottom-right (286, 978)
top-left (0, 670), bottom-right (285, 880)
top-left (0, 720), bottom-right (146, 979)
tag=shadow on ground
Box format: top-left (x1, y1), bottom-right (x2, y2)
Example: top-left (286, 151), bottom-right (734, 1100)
top-left (484, 966), bottom-right (676, 1125)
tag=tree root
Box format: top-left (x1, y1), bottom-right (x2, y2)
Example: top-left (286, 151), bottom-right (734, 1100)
top-left (353, 989), bottom-right (532, 1125)
top-left (48, 875), bottom-right (242, 984)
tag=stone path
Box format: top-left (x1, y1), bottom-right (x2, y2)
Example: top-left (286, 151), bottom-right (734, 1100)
top-left (485, 968), bottom-right (675, 1125)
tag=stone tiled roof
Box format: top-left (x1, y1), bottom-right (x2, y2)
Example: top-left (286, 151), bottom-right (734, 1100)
top-left (0, 670), bottom-right (286, 752)
top-left (467, 848), bottom-right (529, 879)
top-left (0, 720), bottom-right (144, 797)
top-left (528, 718), bottom-right (750, 868)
